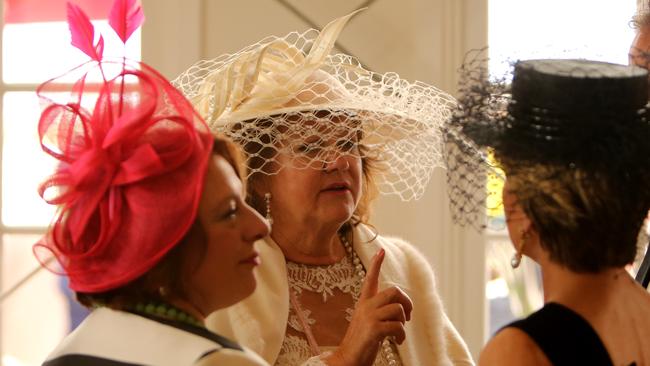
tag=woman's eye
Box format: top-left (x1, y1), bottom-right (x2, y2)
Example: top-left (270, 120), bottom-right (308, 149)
top-left (223, 200), bottom-right (238, 220)
top-left (339, 140), bottom-right (357, 152)
top-left (226, 210), bottom-right (237, 220)
top-left (338, 140), bottom-right (358, 152)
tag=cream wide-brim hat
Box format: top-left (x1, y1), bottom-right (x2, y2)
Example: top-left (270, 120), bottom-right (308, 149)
top-left (173, 10), bottom-right (456, 200)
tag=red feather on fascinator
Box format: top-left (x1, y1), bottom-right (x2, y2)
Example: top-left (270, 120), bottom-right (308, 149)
top-left (108, 0), bottom-right (144, 43)
top-left (34, 0), bottom-right (213, 293)
top-left (67, 2), bottom-right (104, 61)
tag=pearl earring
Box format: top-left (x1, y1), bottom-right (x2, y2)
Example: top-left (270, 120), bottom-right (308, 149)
top-left (158, 285), bottom-right (169, 297)
top-left (511, 230), bottom-right (527, 269)
top-left (510, 250), bottom-right (522, 269)
top-left (264, 192), bottom-right (273, 225)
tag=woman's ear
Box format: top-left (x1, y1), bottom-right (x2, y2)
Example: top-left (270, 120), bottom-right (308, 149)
top-left (503, 181), bottom-right (536, 250)
top-left (502, 178), bottom-right (538, 243)
top-left (512, 198), bottom-right (536, 240)
top-left (520, 214), bottom-right (534, 236)
top-left (515, 201), bottom-right (549, 261)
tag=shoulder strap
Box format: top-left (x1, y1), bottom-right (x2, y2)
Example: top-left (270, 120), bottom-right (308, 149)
top-left (505, 303), bottom-right (613, 366)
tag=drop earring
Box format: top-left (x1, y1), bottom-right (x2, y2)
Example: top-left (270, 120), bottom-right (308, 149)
top-left (511, 230), bottom-right (527, 269)
top-left (264, 192), bottom-right (273, 226)
top-left (158, 285), bottom-right (169, 297)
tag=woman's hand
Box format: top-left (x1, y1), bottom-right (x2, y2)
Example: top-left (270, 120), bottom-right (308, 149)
top-left (324, 248), bottom-right (413, 366)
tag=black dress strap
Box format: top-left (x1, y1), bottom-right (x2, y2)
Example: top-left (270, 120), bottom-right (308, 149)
top-left (505, 302), bottom-right (614, 366)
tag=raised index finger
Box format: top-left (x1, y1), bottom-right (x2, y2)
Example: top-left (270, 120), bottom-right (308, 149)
top-left (360, 248), bottom-right (385, 300)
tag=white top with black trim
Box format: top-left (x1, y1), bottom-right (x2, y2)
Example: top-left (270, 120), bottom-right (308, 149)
top-left (42, 307), bottom-right (268, 366)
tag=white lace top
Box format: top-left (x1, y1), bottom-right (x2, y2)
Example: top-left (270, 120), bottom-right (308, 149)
top-left (275, 255), bottom-right (402, 366)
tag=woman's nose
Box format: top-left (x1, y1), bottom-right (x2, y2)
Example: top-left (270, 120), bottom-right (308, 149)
top-left (243, 203), bottom-right (271, 241)
top-left (323, 155), bottom-right (350, 172)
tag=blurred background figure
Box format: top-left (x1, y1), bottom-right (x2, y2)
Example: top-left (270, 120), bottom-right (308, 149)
top-left (631, 0), bottom-right (650, 67)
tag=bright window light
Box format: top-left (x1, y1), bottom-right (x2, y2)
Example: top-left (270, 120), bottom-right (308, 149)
top-left (3, 20), bottom-right (141, 84)
top-left (2, 92), bottom-right (57, 227)
top-left (489, 0), bottom-right (637, 76)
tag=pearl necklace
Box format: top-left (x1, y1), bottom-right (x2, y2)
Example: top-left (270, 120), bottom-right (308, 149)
top-left (288, 233), bottom-right (400, 365)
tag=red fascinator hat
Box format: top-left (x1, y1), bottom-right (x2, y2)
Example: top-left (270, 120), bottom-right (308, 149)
top-left (34, 0), bottom-right (214, 293)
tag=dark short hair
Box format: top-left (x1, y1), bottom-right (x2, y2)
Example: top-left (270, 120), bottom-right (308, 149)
top-left (77, 135), bottom-right (244, 309)
top-left (500, 158), bottom-right (649, 273)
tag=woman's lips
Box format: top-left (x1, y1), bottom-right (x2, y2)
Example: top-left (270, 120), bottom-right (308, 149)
top-left (321, 187), bottom-right (351, 195)
top-left (321, 182), bottom-right (351, 193)
top-left (240, 252), bottom-right (261, 266)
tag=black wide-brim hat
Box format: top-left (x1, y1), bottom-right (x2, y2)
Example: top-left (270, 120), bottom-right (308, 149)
top-left (444, 53), bottom-right (650, 228)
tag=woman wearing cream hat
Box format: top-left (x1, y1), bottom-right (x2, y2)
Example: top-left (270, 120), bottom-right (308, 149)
top-left (174, 10), bottom-right (473, 366)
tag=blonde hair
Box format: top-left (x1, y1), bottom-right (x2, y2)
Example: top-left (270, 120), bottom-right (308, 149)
top-left (632, 1), bottom-right (650, 29)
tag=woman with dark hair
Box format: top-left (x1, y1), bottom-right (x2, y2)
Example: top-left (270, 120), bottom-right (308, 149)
top-left (37, 1), bottom-right (269, 365)
top-left (174, 10), bottom-right (473, 366)
top-left (446, 56), bottom-right (650, 365)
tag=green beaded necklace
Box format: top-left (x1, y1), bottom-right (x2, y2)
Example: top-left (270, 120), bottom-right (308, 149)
top-left (133, 302), bottom-right (204, 328)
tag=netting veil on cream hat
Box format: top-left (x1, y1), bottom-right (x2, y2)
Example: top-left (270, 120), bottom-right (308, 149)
top-left (173, 10), bottom-right (456, 200)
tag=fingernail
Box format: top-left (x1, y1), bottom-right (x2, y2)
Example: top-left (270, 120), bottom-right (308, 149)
top-left (378, 248), bottom-right (385, 258)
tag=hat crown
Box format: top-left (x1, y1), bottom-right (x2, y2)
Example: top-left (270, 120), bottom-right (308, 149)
top-left (511, 59), bottom-right (648, 118)
top-left (444, 54), bottom-right (650, 229)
